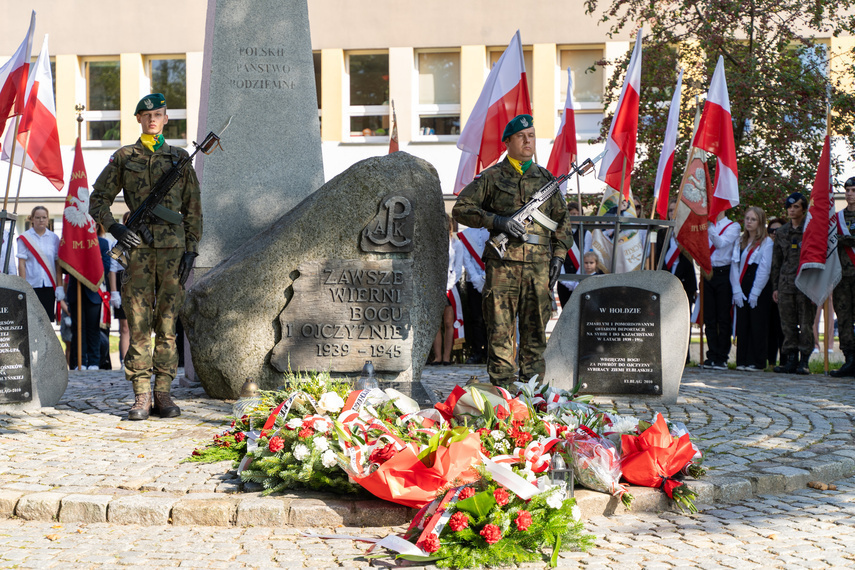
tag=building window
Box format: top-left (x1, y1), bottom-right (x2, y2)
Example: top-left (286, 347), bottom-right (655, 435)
top-left (417, 51), bottom-right (460, 139)
top-left (347, 52), bottom-right (389, 139)
top-left (558, 48), bottom-right (605, 138)
top-left (149, 57), bottom-right (187, 142)
top-left (83, 59), bottom-right (120, 145)
top-left (489, 48), bottom-right (534, 103)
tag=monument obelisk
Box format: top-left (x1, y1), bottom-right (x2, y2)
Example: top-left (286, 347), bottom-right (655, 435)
top-left (193, 0), bottom-right (324, 270)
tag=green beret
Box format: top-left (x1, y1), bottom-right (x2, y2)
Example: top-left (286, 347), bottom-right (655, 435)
top-left (134, 93), bottom-right (166, 115)
top-left (502, 114), bottom-right (534, 141)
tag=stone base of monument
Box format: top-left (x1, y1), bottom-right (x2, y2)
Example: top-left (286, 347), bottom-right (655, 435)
top-left (0, 275), bottom-right (68, 411)
top-left (183, 152), bottom-right (447, 400)
top-left (543, 271), bottom-right (689, 404)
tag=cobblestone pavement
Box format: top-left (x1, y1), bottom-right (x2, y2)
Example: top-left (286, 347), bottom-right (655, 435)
top-left (0, 473), bottom-right (852, 569)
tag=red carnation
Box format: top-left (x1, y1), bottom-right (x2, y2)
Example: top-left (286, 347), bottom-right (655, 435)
top-left (493, 488), bottom-right (509, 506)
top-left (448, 511), bottom-right (469, 531)
top-left (234, 432), bottom-right (246, 443)
top-left (514, 431), bottom-right (532, 448)
top-left (298, 427), bottom-right (314, 439)
top-left (495, 406), bottom-right (510, 420)
top-left (417, 533), bottom-right (441, 553)
top-left (480, 444), bottom-right (490, 457)
top-left (515, 509), bottom-right (532, 531)
top-left (458, 486), bottom-right (475, 500)
top-left (268, 436), bottom-right (285, 453)
top-left (369, 443), bottom-right (397, 465)
top-left (476, 428), bottom-right (490, 438)
top-left (480, 523), bottom-right (502, 544)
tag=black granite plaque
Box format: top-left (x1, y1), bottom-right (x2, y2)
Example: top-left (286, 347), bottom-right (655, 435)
top-left (0, 288), bottom-right (32, 403)
top-left (577, 286), bottom-right (661, 395)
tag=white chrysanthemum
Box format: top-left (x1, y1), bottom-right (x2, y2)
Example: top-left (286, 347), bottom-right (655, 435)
top-left (546, 489), bottom-right (564, 509)
top-left (314, 436), bottom-right (330, 452)
top-left (318, 392), bottom-right (345, 415)
top-left (608, 414), bottom-right (640, 434)
top-left (287, 418), bottom-right (304, 429)
top-left (571, 504), bottom-right (581, 521)
top-left (490, 430), bottom-right (505, 440)
top-left (321, 449), bottom-right (337, 468)
top-left (521, 468), bottom-right (537, 483)
top-left (313, 420), bottom-right (330, 434)
top-left (293, 443), bottom-right (310, 461)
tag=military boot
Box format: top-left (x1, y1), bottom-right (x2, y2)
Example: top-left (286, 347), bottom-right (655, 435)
top-left (795, 352), bottom-right (812, 375)
top-left (128, 392), bottom-right (151, 421)
top-left (153, 391), bottom-right (181, 418)
top-left (773, 352), bottom-right (797, 374)
top-left (831, 353), bottom-right (855, 378)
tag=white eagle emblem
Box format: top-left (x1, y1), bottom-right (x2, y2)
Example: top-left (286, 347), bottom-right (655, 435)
top-left (144, 98), bottom-right (154, 109)
top-left (521, 117), bottom-right (529, 127)
top-left (64, 187), bottom-right (97, 234)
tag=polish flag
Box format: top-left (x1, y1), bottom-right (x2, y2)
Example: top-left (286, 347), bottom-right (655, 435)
top-left (2, 35), bottom-right (64, 191)
top-left (795, 135), bottom-right (840, 306)
top-left (652, 69), bottom-right (683, 219)
top-left (59, 138), bottom-right (103, 292)
top-left (453, 31), bottom-right (531, 194)
top-left (598, 28), bottom-right (642, 199)
top-left (692, 56), bottom-right (739, 221)
top-left (0, 11), bottom-right (36, 149)
top-left (547, 68), bottom-right (579, 195)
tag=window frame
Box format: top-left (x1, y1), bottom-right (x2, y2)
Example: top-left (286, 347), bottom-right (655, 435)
top-left (556, 45), bottom-right (606, 141)
top-left (81, 56), bottom-right (121, 148)
top-left (414, 48), bottom-right (461, 142)
top-left (146, 54), bottom-right (188, 145)
top-left (345, 50), bottom-right (390, 143)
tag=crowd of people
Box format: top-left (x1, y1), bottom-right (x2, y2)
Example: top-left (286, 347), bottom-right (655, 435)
top-left (440, 142), bottom-right (854, 378)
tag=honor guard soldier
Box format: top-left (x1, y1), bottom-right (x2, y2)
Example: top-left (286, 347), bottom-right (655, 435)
top-left (90, 93), bottom-right (202, 420)
top-left (452, 115), bottom-right (572, 387)
top-left (832, 177), bottom-right (855, 377)
top-left (771, 192), bottom-right (814, 375)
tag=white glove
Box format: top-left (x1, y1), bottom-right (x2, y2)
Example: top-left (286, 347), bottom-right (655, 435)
top-left (748, 294), bottom-right (758, 309)
top-left (54, 286), bottom-right (65, 302)
top-left (732, 292), bottom-right (745, 308)
top-left (110, 291), bottom-right (122, 308)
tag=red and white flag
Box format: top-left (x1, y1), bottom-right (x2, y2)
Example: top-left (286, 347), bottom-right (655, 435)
top-left (674, 155), bottom-right (713, 277)
top-left (388, 100), bottom-right (399, 154)
top-left (547, 68), bottom-right (579, 195)
top-left (692, 56), bottom-right (739, 221)
top-left (598, 28), bottom-right (642, 199)
top-left (453, 30), bottom-right (531, 194)
top-left (795, 135), bottom-right (840, 306)
top-left (2, 35), bottom-right (63, 191)
top-left (0, 11), bottom-right (36, 151)
top-left (58, 139), bottom-right (103, 292)
top-left (652, 69), bottom-right (683, 219)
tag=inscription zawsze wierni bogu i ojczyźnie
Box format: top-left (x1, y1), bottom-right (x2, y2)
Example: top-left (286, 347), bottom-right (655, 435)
top-left (231, 47), bottom-right (295, 90)
top-left (0, 289), bottom-right (32, 403)
top-left (361, 195), bottom-right (415, 253)
top-left (271, 259), bottom-right (413, 373)
top-left (577, 286), bottom-right (662, 396)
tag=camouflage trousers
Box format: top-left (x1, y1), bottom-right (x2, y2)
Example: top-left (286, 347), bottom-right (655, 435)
top-left (778, 289), bottom-right (816, 355)
top-left (483, 259), bottom-right (552, 386)
top-left (833, 275), bottom-right (855, 355)
top-left (122, 247), bottom-right (184, 395)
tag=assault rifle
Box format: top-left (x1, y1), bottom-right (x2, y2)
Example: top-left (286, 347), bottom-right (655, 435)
top-left (109, 116), bottom-right (232, 269)
top-left (488, 157), bottom-right (598, 259)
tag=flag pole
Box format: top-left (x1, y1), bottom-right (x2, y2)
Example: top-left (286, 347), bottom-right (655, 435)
top-left (2, 116), bottom-right (22, 211)
top-left (12, 130), bottom-right (31, 213)
top-left (824, 101), bottom-right (832, 375)
top-left (75, 107), bottom-right (83, 371)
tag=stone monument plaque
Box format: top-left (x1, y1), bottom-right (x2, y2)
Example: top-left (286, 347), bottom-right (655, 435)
top-left (577, 286), bottom-right (662, 395)
top-left (271, 259), bottom-right (413, 373)
top-left (0, 288), bottom-right (32, 403)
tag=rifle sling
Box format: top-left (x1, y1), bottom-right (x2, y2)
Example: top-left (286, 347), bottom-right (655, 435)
top-left (151, 203), bottom-right (183, 225)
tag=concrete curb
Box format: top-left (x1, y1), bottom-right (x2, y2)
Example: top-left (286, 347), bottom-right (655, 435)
top-left (2, 454), bottom-right (853, 527)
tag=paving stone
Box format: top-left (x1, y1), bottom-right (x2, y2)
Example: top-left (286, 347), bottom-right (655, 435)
top-left (15, 492), bottom-right (66, 521)
top-left (171, 498), bottom-right (237, 526)
top-left (0, 490), bottom-right (23, 517)
top-left (236, 498), bottom-right (288, 527)
top-left (289, 498), bottom-right (351, 527)
top-left (59, 494), bottom-right (112, 523)
top-left (108, 495), bottom-right (178, 526)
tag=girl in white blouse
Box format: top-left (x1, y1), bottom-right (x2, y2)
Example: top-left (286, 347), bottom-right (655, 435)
top-left (730, 206), bottom-right (774, 371)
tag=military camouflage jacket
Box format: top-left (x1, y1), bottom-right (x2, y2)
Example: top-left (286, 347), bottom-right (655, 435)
top-left (771, 218), bottom-right (806, 294)
top-left (452, 158), bottom-right (571, 264)
top-left (837, 208), bottom-right (855, 278)
top-left (90, 140), bottom-right (202, 253)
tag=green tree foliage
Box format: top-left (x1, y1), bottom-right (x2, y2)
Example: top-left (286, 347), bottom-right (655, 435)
top-left (583, 0), bottom-right (855, 220)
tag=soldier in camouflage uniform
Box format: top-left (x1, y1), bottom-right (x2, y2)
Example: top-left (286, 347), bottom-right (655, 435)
top-left (770, 192), bottom-right (815, 375)
top-left (90, 94), bottom-right (202, 420)
top-left (452, 115), bottom-right (571, 386)
top-left (831, 177), bottom-right (855, 378)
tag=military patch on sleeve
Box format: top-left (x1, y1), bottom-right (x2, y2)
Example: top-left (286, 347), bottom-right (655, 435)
top-left (474, 174), bottom-right (482, 179)
top-left (109, 153), bottom-right (116, 163)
